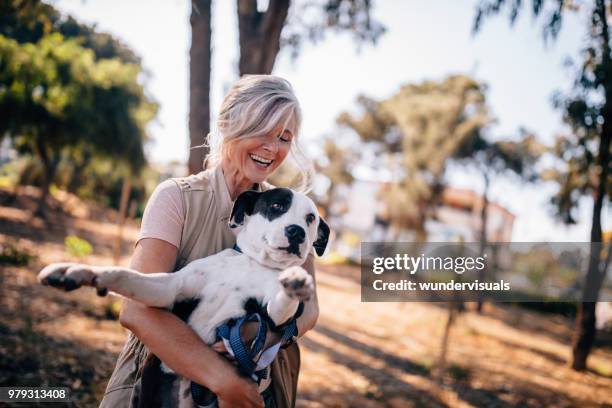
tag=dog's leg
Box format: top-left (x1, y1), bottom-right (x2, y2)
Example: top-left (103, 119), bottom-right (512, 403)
top-left (138, 354), bottom-right (163, 408)
top-left (267, 266), bottom-right (314, 326)
top-left (38, 263), bottom-right (203, 308)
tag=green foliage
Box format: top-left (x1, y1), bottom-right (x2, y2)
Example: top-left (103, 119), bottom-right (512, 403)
top-left (0, 1), bottom-right (158, 203)
top-left (0, 33), bottom-right (156, 169)
top-left (593, 363), bottom-right (612, 377)
top-left (0, 0), bottom-right (139, 63)
top-left (312, 136), bottom-right (357, 213)
top-left (282, 0), bottom-right (386, 59)
top-left (513, 244), bottom-right (583, 298)
top-left (0, 242), bottom-right (33, 266)
top-left (473, 0), bottom-right (568, 41)
top-left (5, 146), bottom-right (158, 213)
top-left (473, 0), bottom-right (611, 225)
top-left (543, 2), bottom-right (612, 225)
top-left (321, 138), bottom-right (355, 186)
top-left (0, 0), bottom-right (59, 44)
top-left (338, 75), bottom-right (492, 237)
top-left (64, 235), bottom-right (93, 258)
top-left (473, 0), bottom-right (612, 370)
top-left (456, 129), bottom-right (543, 182)
top-left (515, 246), bottom-right (556, 289)
top-left (68, 157), bottom-right (157, 214)
top-left (0, 157), bottom-right (20, 187)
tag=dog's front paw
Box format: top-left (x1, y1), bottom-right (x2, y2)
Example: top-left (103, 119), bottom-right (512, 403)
top-left (279, 266), bottom-right (314, 301)
top-left (38, 263), bottom-right (107, 295)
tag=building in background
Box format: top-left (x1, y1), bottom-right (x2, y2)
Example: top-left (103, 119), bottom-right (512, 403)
top-left (331, 180), bottom-right (515, 259)
top-left (0, 138), bottom-right (16, 167)
top-left (428, 188), bottom-right (515, 242)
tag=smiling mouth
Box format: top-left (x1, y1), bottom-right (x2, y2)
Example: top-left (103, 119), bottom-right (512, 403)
top-left (279, 244), bottom-right (301, 257)
top-left (250, 154), bottom-right (273, 168)
top-left (264, 238), bottom-right (301, 257)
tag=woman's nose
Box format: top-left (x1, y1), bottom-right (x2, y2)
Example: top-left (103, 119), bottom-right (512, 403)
top-left (262, 140), bottom-right (279, 154)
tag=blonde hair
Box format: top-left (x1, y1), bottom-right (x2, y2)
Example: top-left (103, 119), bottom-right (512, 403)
top-left (205, 75), bottom-right (312, 192)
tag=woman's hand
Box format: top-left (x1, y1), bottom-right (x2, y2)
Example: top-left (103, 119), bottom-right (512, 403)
top-left (215, 373), bottom-right (264, 408)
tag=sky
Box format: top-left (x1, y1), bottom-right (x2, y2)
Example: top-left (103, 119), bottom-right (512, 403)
top-left (52, 0), bottom-right (609, 242)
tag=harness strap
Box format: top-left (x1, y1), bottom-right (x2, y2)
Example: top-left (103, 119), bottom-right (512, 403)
top-left (191, 313), bottom-right (269, 408)
top-left (190, 246), bottom-right (305, 406)
top-left (190, 306), bottom-right (302, 407)
top-left (279, 312), bottom-right (300, 349)
top-left (218, 313), bottom-right (268, 380)
top-left (190, 382), bottom-right (217, 408)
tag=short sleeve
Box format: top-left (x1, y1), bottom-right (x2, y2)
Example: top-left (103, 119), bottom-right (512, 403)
top-left (137, 179), bottom-right (185, 248)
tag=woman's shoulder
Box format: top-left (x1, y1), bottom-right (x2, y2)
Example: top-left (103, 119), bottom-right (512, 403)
top-left (154, 177), bottom-right (182, 194)
top-left (139, 178), bottom-right (185, 249)
top-left (173, 168), bottom-right (216, 192)
top-left (147, 178), bottom-right (182, 208)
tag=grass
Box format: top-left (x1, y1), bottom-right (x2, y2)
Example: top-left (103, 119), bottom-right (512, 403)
top-left (593, 363), bottom-right (612, 378)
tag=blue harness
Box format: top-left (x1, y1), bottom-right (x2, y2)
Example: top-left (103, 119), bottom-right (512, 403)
top-left (190, 244), bottom-right (304, 407)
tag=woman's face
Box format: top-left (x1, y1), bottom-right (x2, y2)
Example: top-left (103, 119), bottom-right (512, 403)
top-left (230, 123), bottom-right (295, 183)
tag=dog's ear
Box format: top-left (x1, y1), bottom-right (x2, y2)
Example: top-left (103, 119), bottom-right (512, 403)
top-left (229, 190), bottom-right (261, 230)
top-left (313, 217), bottom-right (330, 256)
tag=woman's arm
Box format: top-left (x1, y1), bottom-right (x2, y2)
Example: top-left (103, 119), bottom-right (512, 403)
top-left (118, 238), bottom-right (263, 408)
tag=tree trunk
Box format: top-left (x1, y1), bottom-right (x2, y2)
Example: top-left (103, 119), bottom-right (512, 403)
top-left (571, 0), bottom-right (612, 371)
top-left (67, 148), bottom-right (91, 194)
top-left (476, 171), bottom-right (489, 313)
top-left (571, 121), bottom-right (610, 370)
top-left (435, 302), bottom-right (457, 378)
top-left (37, 139), bottom-right (51, 208)
top-left (188, 0), bottom-right (212, 175)
top-left (34, 136), bottom-right (59, 217)
top-left (237, 0), bottom-right (290, 75)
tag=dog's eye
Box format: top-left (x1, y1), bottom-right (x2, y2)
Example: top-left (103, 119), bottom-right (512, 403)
top-left (271, 202), bottom-right (283, 211)
top-left (305, 213), bottom-right (315, 225)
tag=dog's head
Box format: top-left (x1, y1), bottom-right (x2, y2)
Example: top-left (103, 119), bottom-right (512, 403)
top-left (229, 188), bottom-right (330, 269)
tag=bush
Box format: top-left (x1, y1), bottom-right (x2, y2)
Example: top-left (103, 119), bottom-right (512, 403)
top-left (0, 243), bottom-right (33, 266)
top-left (64, 235), bottom-right (93, 258)
top-left (448, 363), bottom-right (470, 381)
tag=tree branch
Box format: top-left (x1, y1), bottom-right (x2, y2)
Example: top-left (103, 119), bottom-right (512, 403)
top-left (237, 0), bottom-right (289, 75)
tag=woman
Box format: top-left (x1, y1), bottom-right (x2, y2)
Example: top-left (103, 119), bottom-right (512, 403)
top-left (99, 75), bottom-right (319, 408)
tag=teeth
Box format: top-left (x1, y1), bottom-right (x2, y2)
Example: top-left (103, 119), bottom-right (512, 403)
top-left (250, 154), bottom-right (273, 165)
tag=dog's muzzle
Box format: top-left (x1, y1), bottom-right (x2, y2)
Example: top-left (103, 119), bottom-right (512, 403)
top-left (283, 224), bottom-right (305, 256)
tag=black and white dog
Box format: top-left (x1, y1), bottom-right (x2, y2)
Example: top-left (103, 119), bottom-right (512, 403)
top-left (38, 188), bottom-right (330, 408)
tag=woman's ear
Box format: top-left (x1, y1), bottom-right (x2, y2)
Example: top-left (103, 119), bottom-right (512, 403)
top-left (313, 217), bottom-right (330, 256)
top-left (229, 190), bottom-right (261, 230)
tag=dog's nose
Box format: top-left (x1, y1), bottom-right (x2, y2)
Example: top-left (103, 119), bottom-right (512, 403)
top-left (285, 224), bottom-right (305, 243)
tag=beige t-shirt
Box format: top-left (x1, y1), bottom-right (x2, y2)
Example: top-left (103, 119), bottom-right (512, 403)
top-left (137, 179), bottom-right (185, 248)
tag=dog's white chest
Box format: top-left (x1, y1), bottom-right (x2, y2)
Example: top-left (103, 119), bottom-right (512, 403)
top-left (183, 250), bottom-right (281, 343)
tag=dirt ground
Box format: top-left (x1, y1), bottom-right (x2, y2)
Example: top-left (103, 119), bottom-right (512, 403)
top-left (0, 187), bottom-right (611, 408)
